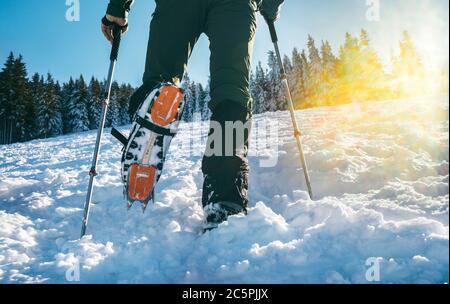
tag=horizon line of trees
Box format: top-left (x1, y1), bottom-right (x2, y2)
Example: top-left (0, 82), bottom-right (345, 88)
top-left (1, 29), bottom-right (448, 145)
top-left (0, 52), bottom-right (212, 145)
top-left (0, 52), bottom-right (135, 145)
top-left (250, 29), bottom-right (448, 113)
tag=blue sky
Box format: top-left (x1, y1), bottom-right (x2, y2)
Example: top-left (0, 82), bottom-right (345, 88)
top-left (0, 0), bottom-right (448, 86)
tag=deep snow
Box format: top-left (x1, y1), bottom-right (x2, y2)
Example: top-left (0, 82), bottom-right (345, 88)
top-left (0, 96), bottom-right (448, 283)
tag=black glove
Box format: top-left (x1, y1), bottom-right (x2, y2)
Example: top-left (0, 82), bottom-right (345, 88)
top-left (259, 0), bottom-right (285, 22)
top-left (106, 0), bottom-right (134, 18)
top-left (102, 16), bottom-right (128, 30)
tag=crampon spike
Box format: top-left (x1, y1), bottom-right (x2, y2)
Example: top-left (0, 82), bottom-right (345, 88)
top-left (141, 190), bottom-right (155, 213)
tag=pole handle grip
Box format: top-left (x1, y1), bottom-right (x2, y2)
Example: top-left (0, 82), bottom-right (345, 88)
top-left (265, 18), bottom-right (278, 43)
top-left (110, 24), bottom-right (123, 61)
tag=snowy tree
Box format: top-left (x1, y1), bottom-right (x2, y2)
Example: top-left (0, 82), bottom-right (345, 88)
top-left (36, 74), bottom-right (62, 138)
top-left (283, 54), bottom-right (293, 74)
top-left (68, 76), bottom-right (90, 133)
top-left (319, 40), bottom-right (338, 105)
top-left (251, 62), bottom-right (269, 114)
top-left (299, 50), bottom-right (310, 106)
top-left (193, 82), bottom-right (204, 122)
top-left (334, 32), bottom-right (362, 103)
top-left (32, 74), bottom-right (46, 137)
top-left (390, 31), bottom-right (426, 97)
top-left (306, 36), bottom-right (322, 106)
top-left (46, 74), bottom-right (62, 136)
top-left (106, 81), bottom-right (120, 127)
top-left (358, 29), bottom-right (386, 101)
top-left (87, 77), bottom-right (103, 130)
top-left (201, 78), bottom-right (212, 120)
top-left (28, 73), bottom-right (44, 140)
top-left (0, 54), bottom-right (31, 142)
top-left (267, 51), bottom-right (285, 111)
top-left (290, 48), bottom-right (307, 105)
top-left (117, 84), bottom-right (134, 125)
top-left (181, 74), bottom-right (194, 122)
top-left (321, 40), bottom-right (337, 78)
top-left (249, 70), bottom-right (258, 113)
top-left (393, 31), bottom-right (424, 77)
top-left (60, 78), bottom-right (75, 134)
top-left (13, 56), bottom-right (32, 141)
top-left (0, 53), bottom-right (15, 127)
top-left (308, 36), bottom-right (321, 73)
top-left (339, 32), bottom-right (360, 73)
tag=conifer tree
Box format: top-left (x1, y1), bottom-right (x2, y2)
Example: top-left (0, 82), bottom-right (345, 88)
top-left (117, 84), bottom-right (134, 125)
top-left (36, 74), bottom-right (62, 138)
top-left (283, 54), bottom-right (292, 74)
top-left (201, 78), bottom-right (212, 120)
top-left (267, 51), bottom-right (285, 111)
top-left (181, 74), bottom-right (194, 122)
top-left (290, 48), bottom-right (306, 105)
top-left (252, 62), bottom-right (269, 114)
top-left (319, 40), bottom-right (337, 105)
top-left (68, 76), bottom-right (90, 133)
top-left (106, 81), bottom-right (120, 127)
top-left (87, 77), bottom-right (103, 130)
top-left (60, 78), bottom-right (75, 134)
top-left (8, 55), bottom-right (30, 142)
top-left (358, 29), bottom-right (386, 101)
top-left (193, 82), bottom-right (204, 122)
top-left (393, 31), bottom-right (424, 77)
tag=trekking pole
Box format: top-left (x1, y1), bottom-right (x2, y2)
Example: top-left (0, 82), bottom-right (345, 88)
top-left (81, 24), bottom-right (124, 238)
top-left (265, 19), bottom-right (314, 199)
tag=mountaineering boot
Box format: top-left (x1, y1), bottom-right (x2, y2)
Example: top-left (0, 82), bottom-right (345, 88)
top-left (203, 201), bottom-right (247, 231)
top-left (202, 172), bottom-right (248, 231)
top-left (112, 83), bottom-right (185, 211)
top-left (201, 100), bottom-right (251, 231)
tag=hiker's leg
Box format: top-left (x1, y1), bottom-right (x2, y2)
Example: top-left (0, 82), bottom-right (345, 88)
top-left (129, 0), bottom-right (206, 115)
top-left (202, 0), bottom-right (257, 213)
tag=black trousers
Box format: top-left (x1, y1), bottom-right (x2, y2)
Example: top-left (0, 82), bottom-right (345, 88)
top-left (130, 0), bottom-right (257, 211)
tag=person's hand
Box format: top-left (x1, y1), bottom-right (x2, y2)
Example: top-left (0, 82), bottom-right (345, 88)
top-left (101, 14), bottom-right (128, 43)
top-left (260, 0), bottom-right (285, 22)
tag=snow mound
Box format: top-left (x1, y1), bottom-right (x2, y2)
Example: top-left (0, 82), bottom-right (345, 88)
top-left (0, 96), bottom-right (448, 283)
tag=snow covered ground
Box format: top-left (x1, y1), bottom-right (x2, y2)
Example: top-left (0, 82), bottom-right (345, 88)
top-left (0, 96), bottom-right (448, 284)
